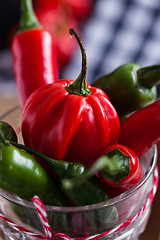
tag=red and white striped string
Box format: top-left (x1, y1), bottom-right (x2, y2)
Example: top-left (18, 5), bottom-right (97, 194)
top-left (0, 166), bottom-right (158, 240)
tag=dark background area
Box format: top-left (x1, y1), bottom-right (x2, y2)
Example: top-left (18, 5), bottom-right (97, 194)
top-left (0, 0), bottom-right (20, 49)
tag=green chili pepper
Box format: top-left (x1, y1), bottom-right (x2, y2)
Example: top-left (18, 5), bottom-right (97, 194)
top-left (92, 63), bottom-right (160, 119)
top-left (1, 120), bottom-right (118, 229)
top-left (0, 122), bottom-right (118, 233)
top-left (0, 121), bottom-right (109, 206)
top-left (11, 141), bottom-right (118, 229)
top-left (0, 126), bottom-right (67, 206)
top-left (12, 141), bottom-right (109, 205)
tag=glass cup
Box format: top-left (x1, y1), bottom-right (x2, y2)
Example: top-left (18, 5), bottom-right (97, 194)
top-left (0, 106), bottom-right (157, 240)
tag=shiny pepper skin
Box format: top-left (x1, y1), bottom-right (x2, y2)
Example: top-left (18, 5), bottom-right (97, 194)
top-left (92, 63), bottom-right (160, 120)
top-left (12, 0), bottom-right (58, 109)
top-left (98, 144), bottom-right (143, 197)
top-left (119, 99), bottom-right (160, 157)
top-left (0, 144), bottom-right (66, 206)
top-left (22, 80), bottom-right (120, 167)
top-left (12, 29), bottom-right (58, 109)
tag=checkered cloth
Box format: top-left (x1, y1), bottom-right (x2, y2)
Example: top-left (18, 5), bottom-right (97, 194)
top-left (63, 0), bottom-right (160, 84)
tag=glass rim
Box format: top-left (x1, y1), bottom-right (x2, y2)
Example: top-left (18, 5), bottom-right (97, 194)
top-left (0, 106), bottom-right (157, 213)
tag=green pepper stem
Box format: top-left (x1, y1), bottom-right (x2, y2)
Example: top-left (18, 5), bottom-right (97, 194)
top-left (13, 142), bottom-right (109, 189)
top-left (0, 129), bottom-right (6, 145)
top-left (67, 28), bottom-right (91, 96)
top-left (62, 156), bottom-right (111, 189)
top-left (0, 129), bottom-right (11, 146)
top-left (63, 150), bottom-right (130, 189)
top-left (10, 141), bottom-right (70, 177)
top-left (18, 0), bottom-right (41, 33)
top-left (137, 65), bottom-right (160, 89)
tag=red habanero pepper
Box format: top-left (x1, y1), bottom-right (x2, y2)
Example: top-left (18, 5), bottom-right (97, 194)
top-left (12, 0), bottom-right (58, 109)
top-left (22, 28), bottom-right (120, 167)
top-left (119, 100), bottom-right (160, 157)
top-left (97, 144), bottom-right (143, 197)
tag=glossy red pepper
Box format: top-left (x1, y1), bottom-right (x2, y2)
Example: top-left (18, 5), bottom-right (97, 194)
top-left (119, 100), bottom-right (160, 157)
top-left (22, 28), bottom-right (120, 167)
top-left (12, 0), bottom-right (58, 109)
top-left (98, 144), bottom-right (143, 197)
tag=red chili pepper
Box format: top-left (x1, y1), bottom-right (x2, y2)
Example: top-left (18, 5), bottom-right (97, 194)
top-left (22, 28), bottom-right (120, 167)
top-left (119, 100), bottom-right (160, 157)
top-left (12, 0), bottom-right (58, 109)
top-left (98, 144), bottom-right (143, 197)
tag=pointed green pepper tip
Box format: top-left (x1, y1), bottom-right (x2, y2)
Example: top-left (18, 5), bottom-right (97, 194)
top-left (137, 65), bottom-right (160, 89)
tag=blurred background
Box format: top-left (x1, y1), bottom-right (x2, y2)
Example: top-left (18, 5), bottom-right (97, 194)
top-left (0, 0), bottom-right (160, 97)
top-left (0, 1), bottom-right (160, 239)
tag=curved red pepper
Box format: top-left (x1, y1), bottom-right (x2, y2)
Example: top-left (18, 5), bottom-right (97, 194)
top-left (119, 100), bottom-right (160, 157)
top-left (98, 144), bottom-right (143, 197)
top-left (22, 29), bottom-right (120, 167)
top-left (12, 0), bottom-right (58, 109)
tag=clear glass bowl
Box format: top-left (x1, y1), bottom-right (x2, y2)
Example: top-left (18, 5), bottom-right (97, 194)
top-left (0, 106), bottom-right (157, 240)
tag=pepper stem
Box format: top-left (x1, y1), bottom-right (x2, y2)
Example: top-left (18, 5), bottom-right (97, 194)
top-left (63, 149), bottom-right (130, 188)
top-left (10, 141), bottom-right (72, 177)
top-left (18, 0), bottom-right (41, 33)
top-left (67, 28), bottom-right (91, 96)
top-left (0, 129), bottom-right (9, 146)
top-left (137, 65), bottom-right (160, 89)
top-left (62, 156), bottom-right (112, 189)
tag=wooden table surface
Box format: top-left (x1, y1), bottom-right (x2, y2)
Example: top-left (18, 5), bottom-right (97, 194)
top-left (0, 94), bottom-right (159, 240)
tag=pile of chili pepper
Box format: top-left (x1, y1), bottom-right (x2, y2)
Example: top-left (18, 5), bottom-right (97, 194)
top-left (7, 22), bottom-right (143, 208)
top-left (0, 120), bottom-right (143, 227)
top-left (4, 0), bottom-right (160, 227)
